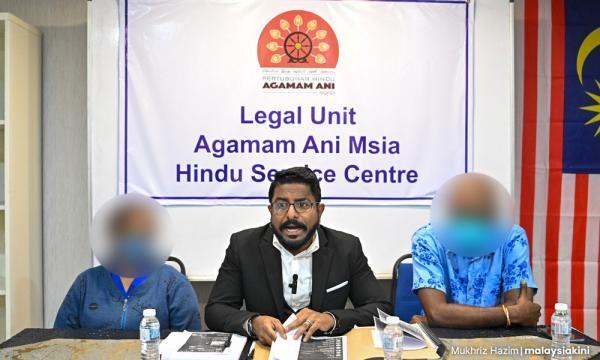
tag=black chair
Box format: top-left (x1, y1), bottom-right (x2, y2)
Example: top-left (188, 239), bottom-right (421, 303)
top-left (391, 253), bottom-right (423, 322)
top-left (167, 256), bottom-right (187, 276)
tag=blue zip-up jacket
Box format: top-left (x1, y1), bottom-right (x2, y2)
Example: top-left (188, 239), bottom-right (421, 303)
top-left (54, 265), bottom-right (201, 331)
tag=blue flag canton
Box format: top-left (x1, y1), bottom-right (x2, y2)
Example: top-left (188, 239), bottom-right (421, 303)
top-left (563, 1), bottom-right (600, 174)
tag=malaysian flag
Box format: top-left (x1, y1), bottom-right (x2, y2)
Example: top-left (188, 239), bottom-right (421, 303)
top-left (515, 0), bottom-right (600, 338)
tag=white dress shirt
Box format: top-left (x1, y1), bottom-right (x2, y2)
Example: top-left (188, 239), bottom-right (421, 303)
top-left (272, 233), bottom-right (320, 312)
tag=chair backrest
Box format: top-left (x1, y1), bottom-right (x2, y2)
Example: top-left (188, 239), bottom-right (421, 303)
top-left (166, 256), bottom-right (187, 276)
top-left (391, 254), bottom-right (423, 322)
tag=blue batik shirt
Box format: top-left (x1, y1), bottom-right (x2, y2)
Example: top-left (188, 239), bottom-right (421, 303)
top-left (54, 264), bottom-right (201, 331)
top-left (412, 224), bottom-right (537, 307)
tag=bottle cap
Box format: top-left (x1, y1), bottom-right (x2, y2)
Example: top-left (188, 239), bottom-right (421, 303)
top-left (143, 308), bottom-right (156, 317)
top-left (555, 303), bottom-right (568, 311)
top-left (387, 316), bottom-right (400, 325)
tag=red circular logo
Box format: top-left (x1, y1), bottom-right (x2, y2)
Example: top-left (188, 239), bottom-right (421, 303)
top-left (257, 10), bottom-right (339, 68)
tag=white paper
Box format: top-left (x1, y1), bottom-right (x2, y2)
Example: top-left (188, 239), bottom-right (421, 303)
top-left (268, 314), bottom-right (302, 360)
top-left (160, 331), bottom-right (248, 360)
top-left (160, 331), bottom-right (192, 355)
top-left (375, 309), bottom-right (424, 340)
top-left (281, 313), bottom-right (301, 338)
top-left (371, 329), bottom-right (382, 348)
top-left (374, 308), bottom-right (436, 352)
top-left (303, 335), bottom-right (348, 360)
top-left (376, 308), bottom-right (391, 322)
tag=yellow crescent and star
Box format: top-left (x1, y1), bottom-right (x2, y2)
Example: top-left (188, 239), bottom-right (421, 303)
top-left (577, 27), bottom-right (600, 137)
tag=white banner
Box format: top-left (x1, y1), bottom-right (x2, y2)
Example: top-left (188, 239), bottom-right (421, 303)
top-left (120, 0), bottom-right (473, 205)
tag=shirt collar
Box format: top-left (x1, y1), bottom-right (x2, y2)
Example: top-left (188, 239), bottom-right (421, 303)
top-left (272, 231), bottom-right (320, 258)
top-left (110, 273), bottom-right (148, 298)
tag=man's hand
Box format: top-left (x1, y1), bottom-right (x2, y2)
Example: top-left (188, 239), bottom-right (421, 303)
top-left (251, 315), bottom-right (287, 346)
top-left (508, 280), bottom-right (541, 327)
top-left (285, 308), bottom-right (335, 342)
top-left (410, 315), bottom-right (428, 325)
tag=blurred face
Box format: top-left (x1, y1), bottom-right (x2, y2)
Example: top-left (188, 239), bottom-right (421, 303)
top-left (91, 193), bottom-right (173, 278)
top-left (268, 183), bottom-right (324, 253)
top-left (431, 173), bottom-right (513, 257)
top-left (110, 207), bottom-right (158, 274)
top-left (446, 174), bottom-right (496, 221)
top-left (112, 206), bottom-right (157, 242)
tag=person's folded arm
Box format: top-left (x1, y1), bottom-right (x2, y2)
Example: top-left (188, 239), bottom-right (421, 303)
top-left (500, 226), bottom-right (538, 305)
top-left (167, 274), bottom-right (202, 331)
top-left (53, 273), bottom-right (86, 329)
top-left (328, 238), bottom-right (392, 335)
top-left (204, 235), bottom-right (258, 335)
top-left (418, 283), bottom-right (538, 328)
top-left (413, 231), bottom-right (510, 328)
top-left (412, 226), bottom-right (540, 328)
top-left (418, 288), bottom-right (507, 328)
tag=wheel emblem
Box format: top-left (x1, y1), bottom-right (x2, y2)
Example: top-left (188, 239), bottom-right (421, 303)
top-left (257, 11), bottom-right (339, 68)
top-left (284, 31), bottom-right (312, 63)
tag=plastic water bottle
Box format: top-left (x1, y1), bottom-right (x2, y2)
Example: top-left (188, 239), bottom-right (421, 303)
top-left (551, 303), bottom-right (572, 360)
top-left (140, 308), bottom-right (161, 360)
top-left (382, 316), bottom-right (403, 360)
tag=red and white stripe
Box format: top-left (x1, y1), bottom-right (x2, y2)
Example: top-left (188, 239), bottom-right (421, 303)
top-left (514, 0), bottom-right (600, 339)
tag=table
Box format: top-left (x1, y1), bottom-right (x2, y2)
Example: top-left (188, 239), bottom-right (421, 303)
top-left (0, 326), bottom-right (598, 359)
top-left (0, 328), bottom-right (170, 349)
top-left (252, 327), bottom-right (440, 360)
top-left (252, 326), bottom-right (600, 360)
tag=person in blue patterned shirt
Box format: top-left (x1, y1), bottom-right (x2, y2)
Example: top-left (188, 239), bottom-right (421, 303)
top-left (412, 173), bottom-right (541, 328)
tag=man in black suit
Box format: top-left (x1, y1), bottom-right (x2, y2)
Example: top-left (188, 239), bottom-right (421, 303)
top-left (205, 167), bottom-right (391, 345)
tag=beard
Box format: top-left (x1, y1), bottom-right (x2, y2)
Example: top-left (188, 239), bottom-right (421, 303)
top-left (273, 219), bottom-right (319, 252)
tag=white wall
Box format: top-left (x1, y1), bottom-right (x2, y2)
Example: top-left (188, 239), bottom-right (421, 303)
top-left (89, 0), bottom-right (514, 281)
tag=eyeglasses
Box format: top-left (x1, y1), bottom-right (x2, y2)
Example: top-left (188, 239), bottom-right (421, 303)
top-left (271, 200), bottom-right (319, 214)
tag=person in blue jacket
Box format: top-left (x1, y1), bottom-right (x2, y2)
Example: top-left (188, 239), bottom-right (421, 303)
top-left (54, 194), bottom-right (201, 331)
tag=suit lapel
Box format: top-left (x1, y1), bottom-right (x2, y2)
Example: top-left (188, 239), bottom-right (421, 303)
top-left (311, 226), bottom-right (332, 311)
top-left (259, 226), bottom-right (286, 319)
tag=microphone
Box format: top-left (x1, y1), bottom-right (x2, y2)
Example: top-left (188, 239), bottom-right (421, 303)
top-left (289, 274), bottom-right (298, 295)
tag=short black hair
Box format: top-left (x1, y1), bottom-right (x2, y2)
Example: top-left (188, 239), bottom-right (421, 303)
top-left (268, 167), bottom-right (321, 203)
